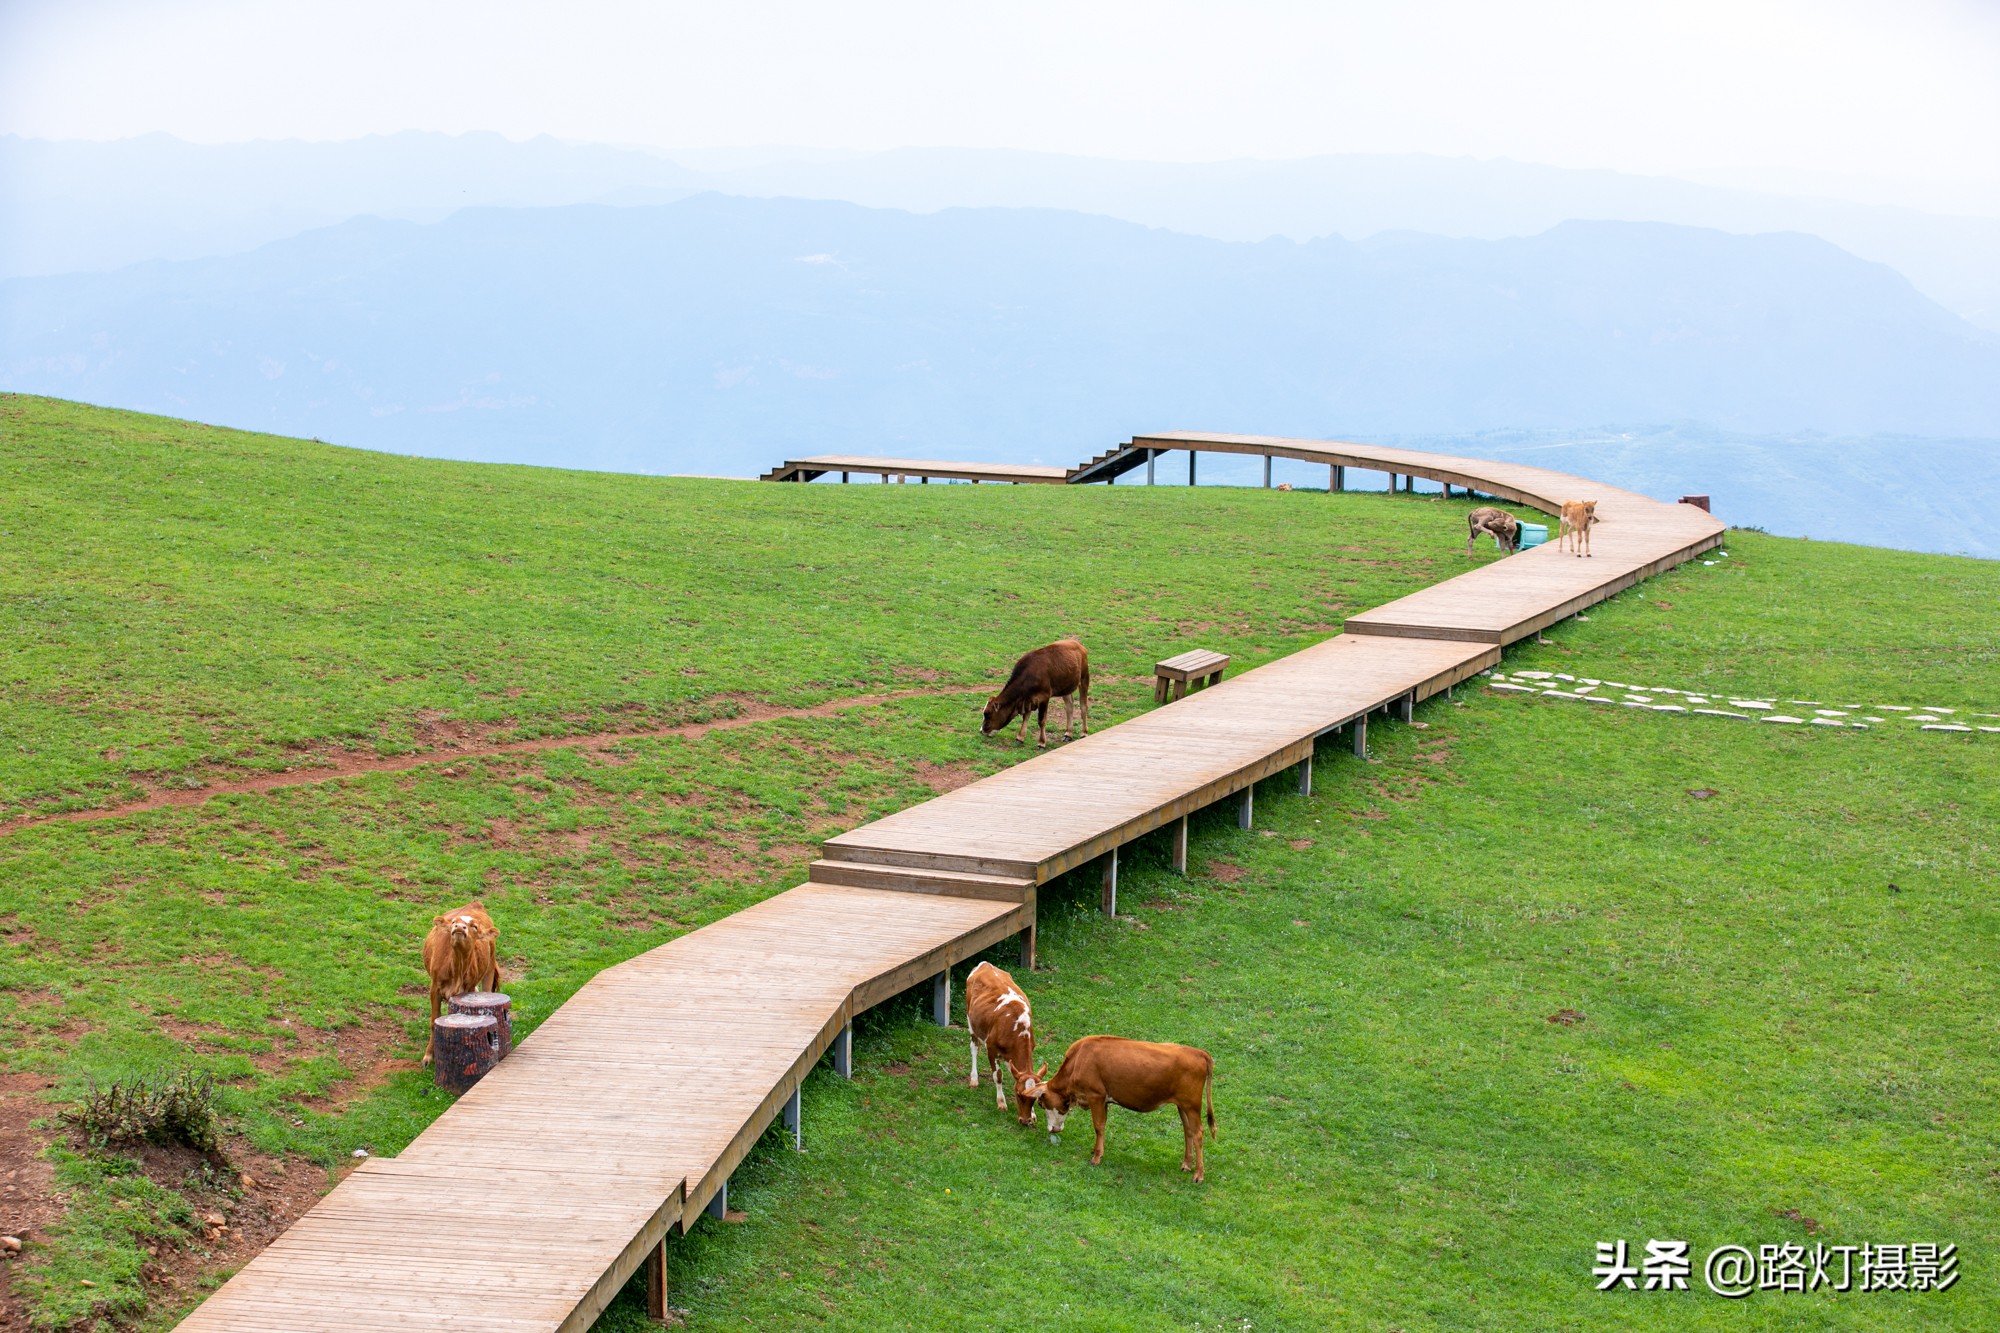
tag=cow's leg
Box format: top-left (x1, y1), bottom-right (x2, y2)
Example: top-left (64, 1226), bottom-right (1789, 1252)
top-left (1016, 711), bottom-right (1029, 743)
top-left (993, 1056), bottom-right (1007, 1111)
top-left (968, 1037), bottom-right (980, 1088)
top-left (1180, 1101), bottom-right (1203, 1177)
top-left (423, 982), bottom-right (442, 1065)
top-left (1061, 693), bottom-right (1075, 740)
top-left (1088, 1099), bottom-right (1109, 1166)
top-left (1036, 701), bottom-right (1050, 748)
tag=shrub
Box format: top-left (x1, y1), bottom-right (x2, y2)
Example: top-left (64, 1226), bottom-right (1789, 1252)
top-left (59, 1072), bottom-right (223, 1157)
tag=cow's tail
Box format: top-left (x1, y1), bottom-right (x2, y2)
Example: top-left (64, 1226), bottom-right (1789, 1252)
top-left (1204, 1054), bottom-right (1217, 1142)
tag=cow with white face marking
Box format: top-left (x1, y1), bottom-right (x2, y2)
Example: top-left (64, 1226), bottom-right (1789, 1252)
top-left (964, 961), bottom-right (1044, 1124)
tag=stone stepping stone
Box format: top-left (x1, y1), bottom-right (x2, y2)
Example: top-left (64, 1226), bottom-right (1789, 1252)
top-left (1651, 704), bottom-right (1687, 713)
top-left (1922, 724), bottom-right (1973, 732)
top-left (1876, 704), bottom-right (1912, 711)
top-left (1762, 715), bottom-right (1805, 724)
top-left (1513, 670), bottom-right (1553, 680)
top-left (1542, 689), bottom-right (1583, 700)
top-left (1908, 715), bottom-right (1941, 723)
top-left (1814, 710), bottom-right (1848, 717)
top-left (1733, 701), bottom-right (1774, 710)
top-left (1623, 694), bottom-right (1654, 703)
top-left (1692, 708), bottom-right (1753, 720)
top-left (1490, 683), bottom-right (1537, 693)
top-left (1807, 718), bottom-right (1846, 727)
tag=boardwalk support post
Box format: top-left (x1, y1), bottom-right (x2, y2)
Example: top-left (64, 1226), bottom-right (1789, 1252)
top-left (1172, 815), bottom-right (1189, 874)
top-left (647, 1241), bottom-right (669, 1322)
top-left (1188, 451), bottom-right (1197, 486)
top-left (1147, 449), bottom-right (1156, 485)
top-left (931, 970), bottom-right (951, 1026)
top-left (784, 1085), bottom-right (802, 1151)
top-left (1298, 754), bottom-right (1313, 797)
top-left (1399, 692), bottom-right (1415, 724)
top-left (834, 1023), bottom-right (853, 1079)
top-left (1263, 455), bottom-right (1272, 488)
top-left (705, 1178), bottom-right (728, 1221)
top-left (1100, 847), bottom-right (1118, 916)
top-left (1352, 716), bottom-right (1368, 757)
top-left (1238, 785), bottom-right (1254, 830)
top-left (1019, 921), bottom-right (1036, 970)
top-left (1331, 464), bottom-right (1344, 493)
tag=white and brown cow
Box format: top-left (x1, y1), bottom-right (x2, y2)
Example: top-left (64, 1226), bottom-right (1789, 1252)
top-left (965, 961), bottom-right (1042, 1124)
top-left (1559, 499), bottom-right (1598, 558)
top-left (1034, 1035), bottom-right (1217, 1181)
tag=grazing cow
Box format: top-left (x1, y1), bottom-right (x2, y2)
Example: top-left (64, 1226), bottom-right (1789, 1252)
top-left (982, 639), bottom-right (1090, 748)
top-left (1559, 499), bottom-right (1598, 558)
top-left (1465, 506), bottom-right (1521, 557)
top-left (1034, 1035), bottom-right (1217, 1182)
top-left (965, 961), bottom-right (1043, 1124)
top-left (421, 902), bottom-right (502, 1065)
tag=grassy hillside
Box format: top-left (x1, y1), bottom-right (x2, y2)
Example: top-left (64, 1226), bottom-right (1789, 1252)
top-left (2, 395), bottom-right (1995, 1330)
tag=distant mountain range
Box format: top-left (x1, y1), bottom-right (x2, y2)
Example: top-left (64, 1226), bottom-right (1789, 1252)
top-left (2, 192), bottom-right (1996, 555)
top-left (5, 134), bottom-right (1999, 331)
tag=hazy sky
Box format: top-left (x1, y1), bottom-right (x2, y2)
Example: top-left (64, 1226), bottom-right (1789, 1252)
top-left (4, 0), bottom-right (1997, 214)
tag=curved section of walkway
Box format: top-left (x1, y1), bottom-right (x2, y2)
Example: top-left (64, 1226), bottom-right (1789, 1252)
top-left (177, 433), bottom-right (1721, 1331)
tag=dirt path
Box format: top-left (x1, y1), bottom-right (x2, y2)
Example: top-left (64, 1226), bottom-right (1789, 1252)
top-left (0, 687), bottom-right (989, 840)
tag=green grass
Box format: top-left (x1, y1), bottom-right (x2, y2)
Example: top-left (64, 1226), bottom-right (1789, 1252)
top-left (0, 394), bottom-right (1467, 821)
top-left (2, 395), bottom-right (1995, 1330)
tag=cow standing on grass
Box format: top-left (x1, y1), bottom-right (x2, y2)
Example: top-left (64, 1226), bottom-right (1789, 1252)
top-left (421, 902), bottom-right (502, 1065)
top-left (1034, 1035), bottom-right (1217, 1182)
top-left (982, 639), bottom-right (1090, 748)
top-left (1465, 506), bottom-right (1521, 557)
top-left (965, 961), bottom-right (1045, 1124)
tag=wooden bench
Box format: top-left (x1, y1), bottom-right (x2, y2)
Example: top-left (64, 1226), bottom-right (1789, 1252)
top-left (1154, 649), bottom-right (1231, 703)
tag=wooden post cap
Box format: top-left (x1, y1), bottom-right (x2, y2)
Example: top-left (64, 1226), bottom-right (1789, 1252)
top-left (448, 991), bottom-right (513, 1058)
top-left (432, 1012), bottom-right (500, 1095)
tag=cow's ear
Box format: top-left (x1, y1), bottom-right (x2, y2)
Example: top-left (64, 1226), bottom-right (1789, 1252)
top-left (1035, 1063), bottom-right (1048, 1079)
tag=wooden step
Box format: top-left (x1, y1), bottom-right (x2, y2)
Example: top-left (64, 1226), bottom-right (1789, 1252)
top-left (807, 859), bottom-right (1034, 902)
top-left (818, 840), bottom-right (1040, 882)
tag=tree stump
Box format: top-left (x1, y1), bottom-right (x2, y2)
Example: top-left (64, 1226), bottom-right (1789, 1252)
top-left (448, 991), bottom-right (513, 1059)
top-left (432, 1012), bottom-right (499, 1094)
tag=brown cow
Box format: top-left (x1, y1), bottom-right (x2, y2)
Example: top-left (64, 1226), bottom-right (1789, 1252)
top-left (1559, 499), bottom-right (1598, 558)
top-left (965, 961), bottom-right (1042, 1124)
top-left (1465, 506), bottom-right (1520, 557)
top-left (1034, 1035), bottom-right (1217, 1181)
top-left (982, 639), bottom-right (1090, 748)
top-left (421, 902), bottom-right (501, 1065)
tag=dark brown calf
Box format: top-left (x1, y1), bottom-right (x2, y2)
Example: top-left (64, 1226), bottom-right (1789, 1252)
top-left (982, 639), bottom-right (1090, 748)
top-left (965, 961), bottom-right (1042, 1124)
top-left (1034, 1035), bottom-right (1217, 1181)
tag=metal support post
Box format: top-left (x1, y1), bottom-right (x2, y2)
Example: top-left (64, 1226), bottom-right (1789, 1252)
top-left (1172, 815), bottom-right (1189, 874)
top-left (706, 1177), bottom-right (728, 1220)
top-left (1352, 716), bottom-right (1368, 757)
top-left (1238, 785), bottom-right (1254, 830)
top-left (931, 970), bottom-right (951, 1026)
top-left (1263, 455), bottom-right (1272, 488)
top-left (1100, 846), bottom-right (1118, 915)
top-left (834, 1022), bottom-right (853, 1079)
top-left (784, 1085), bottom-right (802, 1151)
top-left (1147, 449), bottom-right (1156, 485)
top-left (1298, 754), bottom-right (1313, 797)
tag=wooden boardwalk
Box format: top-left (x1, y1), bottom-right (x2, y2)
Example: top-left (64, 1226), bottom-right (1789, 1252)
top-left (759, 454), bottom-right (1068, 484)
top-left (179, 433), bottom-right (1720, 1331)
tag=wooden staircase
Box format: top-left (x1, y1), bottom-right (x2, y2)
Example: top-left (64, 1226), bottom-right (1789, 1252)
top-left (808, 843), bottom-right (1037, 902)
top-left (1064, 441), bottom-right (1153, 484)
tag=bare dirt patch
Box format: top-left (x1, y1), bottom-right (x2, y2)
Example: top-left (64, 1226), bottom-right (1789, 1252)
top-left (1207, 860), bottom-right (1246, 884)
top-left (911, 761), bottom-right (979, 794)
top-left (0, 1074), bottom-right (60, 1327)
